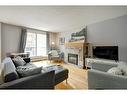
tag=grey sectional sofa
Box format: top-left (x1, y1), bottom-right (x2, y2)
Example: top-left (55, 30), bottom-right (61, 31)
top-left (88, 61), bottom-right (127, 89)
top-left (0, 57), bottom-right (69, 89)
top-left (0, 57), bottom-right (55, 89)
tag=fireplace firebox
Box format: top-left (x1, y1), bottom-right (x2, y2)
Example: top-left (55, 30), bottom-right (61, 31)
top-left (68, 53), bottom-right (78, 65)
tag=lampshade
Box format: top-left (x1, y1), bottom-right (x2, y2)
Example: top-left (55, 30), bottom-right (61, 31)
top-left (51, 42), bottom-right (55, 45)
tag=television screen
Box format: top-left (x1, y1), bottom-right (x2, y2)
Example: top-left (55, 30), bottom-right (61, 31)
top-left (92, 46), bottom-right (118, 61)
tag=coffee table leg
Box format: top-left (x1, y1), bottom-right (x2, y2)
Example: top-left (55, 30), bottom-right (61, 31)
top-left (66, 79), bottom-right (67, 84)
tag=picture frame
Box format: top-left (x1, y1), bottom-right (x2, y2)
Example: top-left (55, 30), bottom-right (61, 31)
top-left (59, 37), bottom-right (65, 45)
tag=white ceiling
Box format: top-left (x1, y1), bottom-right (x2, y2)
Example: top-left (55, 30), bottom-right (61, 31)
top-left (0, 6), bottom-right (127, 32)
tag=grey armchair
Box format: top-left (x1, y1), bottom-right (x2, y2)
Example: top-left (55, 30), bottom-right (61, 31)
top-left (48, 50), bottom-right (64, 62)
top-left (88, 61), bottom-right (127, 89)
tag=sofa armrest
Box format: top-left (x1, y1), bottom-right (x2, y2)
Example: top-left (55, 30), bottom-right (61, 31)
top-left (0, 70), bottom-right (55, 89)
top-left (23, 58), bottom-right (31, 63)
top-left (88, 69), bottom-right (127, 89)
top-left (92, 62), bottom-right (118, 72)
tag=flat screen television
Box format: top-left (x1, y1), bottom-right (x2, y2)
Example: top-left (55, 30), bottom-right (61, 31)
top-left (92, 46), bottom-right (118, 61)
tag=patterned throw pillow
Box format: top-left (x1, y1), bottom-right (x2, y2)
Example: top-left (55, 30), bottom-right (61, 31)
top-left (13, 56), bottom-right (26, 67)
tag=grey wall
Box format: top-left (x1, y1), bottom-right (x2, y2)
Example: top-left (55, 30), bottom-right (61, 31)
top-left (87, 15), bottom-right (127, 62)
top-left (0, 23), bottom-right (1, 63)
top-left (1, 23), bottom-right (21, 60)
top-left (0, 23), bottom-right (1, 72)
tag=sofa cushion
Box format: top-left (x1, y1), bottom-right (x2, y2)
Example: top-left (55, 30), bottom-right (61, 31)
top-left (16, 65), bottom-right (42, 77)
top-left (107, 67), bottom-right (123, 75)
top-left (2, 57), bottom-right (19, 82)
top-left (118, 61), bottom-right (127, 75)
top-left (13, 56), bottom-right (26, 67)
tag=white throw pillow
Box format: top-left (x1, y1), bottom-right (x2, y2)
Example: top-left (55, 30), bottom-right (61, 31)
top-left (118, 61), bottom-right (127, 75)
top-left (107, 67), bottom-right (123, 75)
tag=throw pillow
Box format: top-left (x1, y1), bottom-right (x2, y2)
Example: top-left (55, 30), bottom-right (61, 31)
top-left (16, 66), bottom-right (42, 77)
top-left (107, 67), bottom-right (123, 75)
top-left (118, 61), bottom-right (127, 75)
top-left (13, 56), bottom-right (26, 67)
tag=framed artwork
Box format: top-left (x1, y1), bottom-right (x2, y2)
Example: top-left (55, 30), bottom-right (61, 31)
top-left (59, 37), bottom-right (65, 45)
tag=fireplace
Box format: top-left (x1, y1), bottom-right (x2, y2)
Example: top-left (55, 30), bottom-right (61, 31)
top-left (68, 53), bottom-right (78, 65)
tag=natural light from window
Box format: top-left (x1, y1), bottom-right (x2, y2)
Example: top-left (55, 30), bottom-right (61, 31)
top-left (25, 32), bottom-right (47, 57)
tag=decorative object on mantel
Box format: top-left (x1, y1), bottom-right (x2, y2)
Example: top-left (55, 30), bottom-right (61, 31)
top-left (69, 27), bottom-right (87, 42)
top-left (59, 37), bottom-right (65, 45)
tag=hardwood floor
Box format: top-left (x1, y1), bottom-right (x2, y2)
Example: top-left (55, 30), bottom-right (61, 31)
top-left (33, 60), bottom-right (88, 89)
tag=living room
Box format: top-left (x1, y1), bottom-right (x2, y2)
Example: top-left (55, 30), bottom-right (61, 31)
top-left (0, 5), bottom-right (127, 91)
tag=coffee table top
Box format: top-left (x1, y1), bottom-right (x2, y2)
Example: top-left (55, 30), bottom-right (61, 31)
top-left (42, 65), bottom-right (64, 73)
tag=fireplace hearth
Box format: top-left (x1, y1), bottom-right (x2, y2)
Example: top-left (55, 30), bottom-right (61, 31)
top-left (68, 53), bottom-right (78, 65)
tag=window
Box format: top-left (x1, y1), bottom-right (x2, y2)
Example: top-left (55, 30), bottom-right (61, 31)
top-left (25, 31), bottom-right (47, 57)
top-left (37, 34), bottom-right (47, 56)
